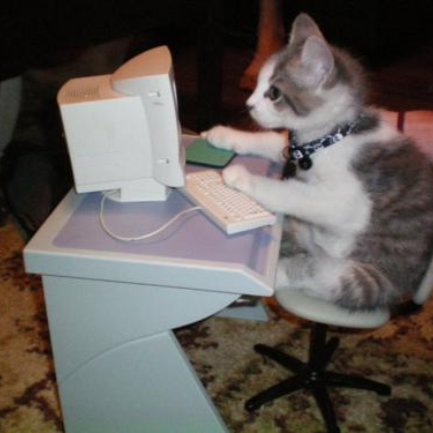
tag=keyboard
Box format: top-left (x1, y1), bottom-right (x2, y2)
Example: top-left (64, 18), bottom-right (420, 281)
top-left (182, 170), bottom-right (277, 235)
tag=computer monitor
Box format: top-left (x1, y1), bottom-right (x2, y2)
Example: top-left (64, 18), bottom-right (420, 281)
top-left (57, 46), bottom-right (185, 202)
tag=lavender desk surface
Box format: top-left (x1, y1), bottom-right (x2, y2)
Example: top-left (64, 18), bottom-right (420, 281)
top-left (24, 152), bottom-right (282, 297)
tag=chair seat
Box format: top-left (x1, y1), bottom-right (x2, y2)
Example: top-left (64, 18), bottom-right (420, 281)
top-left (276, 289), bottom-right (390, 329)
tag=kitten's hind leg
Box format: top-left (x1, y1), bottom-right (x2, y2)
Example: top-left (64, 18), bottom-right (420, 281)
top-left (275, 255), bottom-right (344, 304)
top-left (276, 256), bottom-right (396, 310)
top-left (336, 261), bottom-right (395, 310)
top-left (275, 255), bottom-right (308, 290)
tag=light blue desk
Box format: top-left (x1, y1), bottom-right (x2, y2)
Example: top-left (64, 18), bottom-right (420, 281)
top-left (24, 150), bottom-right (282, 433)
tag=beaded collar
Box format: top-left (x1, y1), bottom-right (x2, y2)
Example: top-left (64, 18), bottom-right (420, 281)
top-left (282, 117), bottom-right (360, 179)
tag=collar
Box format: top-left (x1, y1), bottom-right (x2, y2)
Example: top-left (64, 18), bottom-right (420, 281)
top-left (282, 117), bottom-right (360, 179)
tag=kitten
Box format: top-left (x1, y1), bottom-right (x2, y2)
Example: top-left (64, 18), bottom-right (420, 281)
top-left (203, 13), bottom-right (433, 311)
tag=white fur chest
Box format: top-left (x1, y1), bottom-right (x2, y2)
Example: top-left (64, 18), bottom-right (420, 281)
top-left (291, 135), bottom-right (372, 259)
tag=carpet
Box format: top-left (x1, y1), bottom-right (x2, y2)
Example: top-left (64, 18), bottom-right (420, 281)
top-left (1, 219), bottom-right (433, 433)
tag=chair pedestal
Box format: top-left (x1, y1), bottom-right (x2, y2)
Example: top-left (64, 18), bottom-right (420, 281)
top-left (245, 323), bottom-right (391, 433)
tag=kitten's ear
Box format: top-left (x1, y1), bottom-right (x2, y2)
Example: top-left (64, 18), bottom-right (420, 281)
top-left (299, 35), bottom-right (334, 89)
top-left (289, 13), bottom-right (324, 46)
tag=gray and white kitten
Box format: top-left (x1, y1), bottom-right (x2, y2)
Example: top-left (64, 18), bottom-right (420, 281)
top-left (203, 13), bottom-right (433, 310)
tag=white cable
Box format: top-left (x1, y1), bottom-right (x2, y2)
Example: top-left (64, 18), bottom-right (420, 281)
top-left (99, 191), bottom-right (201, 242)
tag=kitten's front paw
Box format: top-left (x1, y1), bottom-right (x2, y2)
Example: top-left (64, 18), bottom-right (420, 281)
top-left (201, 126), bottom-right (237, 151)
top-left (222, 165), bottom-right (253, 193)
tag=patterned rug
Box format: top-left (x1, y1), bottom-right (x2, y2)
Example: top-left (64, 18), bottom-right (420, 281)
top-left (1, 218), bottom-right (433, 433)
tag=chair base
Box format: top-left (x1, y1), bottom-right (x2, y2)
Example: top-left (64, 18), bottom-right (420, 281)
top-left (245, 323), bottom-right (391, 433)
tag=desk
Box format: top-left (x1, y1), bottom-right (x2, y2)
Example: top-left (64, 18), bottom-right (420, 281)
top-left (23, 154), bottom-right (282, 433)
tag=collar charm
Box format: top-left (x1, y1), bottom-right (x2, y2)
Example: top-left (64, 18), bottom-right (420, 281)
top-left (282, 118), bottom-right (359, 179)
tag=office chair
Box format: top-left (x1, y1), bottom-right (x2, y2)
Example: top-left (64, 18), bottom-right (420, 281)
top-left (244, 257), bottom-right (433, 433)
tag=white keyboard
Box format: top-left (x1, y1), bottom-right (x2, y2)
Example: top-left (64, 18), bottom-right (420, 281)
top-left (182, 170), bottom-right (277, 235)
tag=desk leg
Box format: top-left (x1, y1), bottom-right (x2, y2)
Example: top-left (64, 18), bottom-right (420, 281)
top-left (41, 275), bottom-right (233, 433)
top-left (60, 330), bottom-right (228, 433)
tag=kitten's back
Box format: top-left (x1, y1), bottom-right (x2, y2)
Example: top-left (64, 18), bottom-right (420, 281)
top-left (345, 128), bottom-right (433, 308)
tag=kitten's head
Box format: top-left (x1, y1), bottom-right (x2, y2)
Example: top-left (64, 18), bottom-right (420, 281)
top-left (247, 13), bottom-right (366, 136)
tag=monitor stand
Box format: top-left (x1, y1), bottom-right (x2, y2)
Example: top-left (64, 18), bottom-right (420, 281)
top-left (107, 178), bottom-right (171, 202)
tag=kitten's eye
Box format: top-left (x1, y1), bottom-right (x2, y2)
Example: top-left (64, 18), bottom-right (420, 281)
top-left (267, 85), bottom-right (282, 102)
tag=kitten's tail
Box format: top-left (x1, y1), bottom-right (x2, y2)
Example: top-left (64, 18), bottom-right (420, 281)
top-left (337, 262), bottom-right (396, 311)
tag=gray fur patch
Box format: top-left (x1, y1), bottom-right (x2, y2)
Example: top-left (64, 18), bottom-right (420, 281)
top-left (350, 136), bottom-right (433, 305)
top-left (352, 112), bottom-right (380, 135)
top-left (338, 263), bottom-right (395, 310)
top-left (270, 63), bottom-right (317, 116)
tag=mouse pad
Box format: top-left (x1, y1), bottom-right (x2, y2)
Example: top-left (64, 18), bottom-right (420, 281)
top-left (186, 138), bottom-right (236, 168)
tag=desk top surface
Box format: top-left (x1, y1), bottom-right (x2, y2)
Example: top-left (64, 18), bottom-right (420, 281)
top-left (53, 188), bottom-right (275, 274)
top-left (24, 147), bottom-right (282, 296)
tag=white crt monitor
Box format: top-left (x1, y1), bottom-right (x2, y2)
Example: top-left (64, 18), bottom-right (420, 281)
top-left (57, 46), bottom-right (185, 202)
